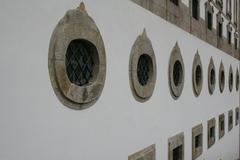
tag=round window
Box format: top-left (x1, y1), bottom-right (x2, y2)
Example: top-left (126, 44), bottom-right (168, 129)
top-left (208, 57), bottom-right (216, 95)
top-left (129, 29), bottom-right (157, 102)
top-left (173, 60), bottom-right (183, 87)
top-left (219, 62), bottom-right (225, 93)
top-left (192, 52), bottom-right (203, 97)
top-left (137, 54), bottom-right (153, 86)
top-left (236, 69), bottom-right (239, 91)
top-left (65, 39), bottom-right (99, 86)
top-left (228, 66), bottom-right (233, 92)
top-left (168, 43), bottom-right (185, 99)
top-left (48, 3), bottom-right (106, 110)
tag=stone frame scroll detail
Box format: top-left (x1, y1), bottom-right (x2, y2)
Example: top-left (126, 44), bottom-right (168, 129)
top-left (48, 2), bottom-right (106, 110)
top-left (129, 29), bottom-right (157, 102)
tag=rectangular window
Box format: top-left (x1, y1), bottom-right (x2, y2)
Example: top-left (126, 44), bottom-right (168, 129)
top-left (210, 127), bottom-right (215, 138)
top-left (208, 118), bottom-right (216, 148)
top-left (173, 146), bottom-right (183, 160)
top-left (219, 114), bottom-right (225, 139)
top-left (192, 0), bottom-right (199, 20)
top-left (235, 38), bottom-right (238, 49)
top-left (228, 31), bottom-right (231, 44)
top-left (168, 133), bottom-right (184, 160)
top-left (207, 12), bottom-right (213, 30)
top-left (218, 22), bottom-right (223, 37)
top-left (170, 0), bottom-right (179, 6)
top-left (236, 107), bottom-right (239, 125)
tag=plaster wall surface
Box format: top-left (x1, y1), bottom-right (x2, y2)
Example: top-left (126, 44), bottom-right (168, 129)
top-left (0, 0), bottom-right (239, 160)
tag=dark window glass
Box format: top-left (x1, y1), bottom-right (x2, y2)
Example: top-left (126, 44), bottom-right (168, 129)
top-left (221, 71), bottom-right (225, 85)
top-left (170, 0), bottom-right (179, 6)
top-left (195, 134), bottom-right (202, 148)
top-left (218, 22), bottom-right (223, 37)
top-left (137, 54), bottom-right (152, 86)
top-left (229, 115), bottom-right (233, 124)
top-left (228, 31), bottom-right (232, 44)
top-left (210, 69), bottom-right (215, 85)
top-left (221, 120), bottom-right (224, 131)
top-left (195, 65), bottom-right (202, 85)
top-left (173, 61), bottom-right (183, 86)
top-left (234, 38), bottom-right (238, 49)
top-left (210, 127), bottom-right (215, 138)
top-left (173, 145), bottom-right (183, 160)
top-left (66, 39), bottom-right (98, 86)
top-left (192, 0), bottom-right (199, 20)
top-left (207, 12), bottom-right (213, 30)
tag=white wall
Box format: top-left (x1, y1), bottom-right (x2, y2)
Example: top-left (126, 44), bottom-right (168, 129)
top-left (0, 0), bottom-right (239, 160)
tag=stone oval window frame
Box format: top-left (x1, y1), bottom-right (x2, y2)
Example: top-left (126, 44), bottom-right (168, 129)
top-left (219, 61), bottom-right (225, 93)
top-left (208, 57), bottom-right (216, 95)
top-left (192, 52), bottom-right (203, 97)
top-left (228, 65), bottom-right (233, 92)
top-left (48, 3), bottom-right (106, 110)
top-left (236, 68), bottom-right (239, 91)
top-left (169, 42), bottom-right (185, 100)
top-left (129, 29), bottom-right (157, 102)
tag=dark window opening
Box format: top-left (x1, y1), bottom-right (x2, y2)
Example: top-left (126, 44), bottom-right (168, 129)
top-left (228, 31), bottom-right (232, 44)
top-left (195, 65), bottom-right (202, 85)
top-left (221, 71), bottom-right (225, 84)
top-left (170, 0), bottom-right (179, 6)
top-left (229, 73), bottom-right (233, 87)
top-left (173, 145), bottom-right (183, 160)
top-left (218, 22), bottom-right (223, 38)
top-left (137, 54), bottom-right (152, 86)
top-left (229, 115), bottom-right (233, 124)
top-left (220, 121), bottom-right (224, 131)
top-left (207, 12), bottom-right (213, 30)
top-left (210, 127), bottom-right (215, 138)
top-left (236, 112), bottom-right (239, 120)
top-left (195, 134), bottom-right (202, 148)
top-left (173, 61), bottom-right (183, 87)
top-left (66, 39), bottom-right (98, 86)
top-left (192, 0), bottom-right (199, 20)
top-left (210, 69), bottom-right (215, 85)
top-left (234, 38), bottom-right (238, 49)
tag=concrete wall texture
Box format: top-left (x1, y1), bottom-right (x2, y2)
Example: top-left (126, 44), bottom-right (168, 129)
top-left (0, 0), bottom-right (239, 160)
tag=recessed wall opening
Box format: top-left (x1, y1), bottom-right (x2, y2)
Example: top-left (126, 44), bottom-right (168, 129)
top-left (219, 114), bottom-right (225, 139)
top-left (170, 0), bottom-right (179, 6)
top-left (210, 127), bottom-right (215, 138)
top-left (234, 38), bottom-right (238, 49)
top-left (207, 12), bottom-right (213, 30)
top-left (229, 71), bottom-right (233, 92)
top-left (195, 65), bottom-right (202, 86)
top-left (236, 71), bottom-right (239, 91)
top-left (210, 69), bottom-right (215, 85)
top-left (137, 54), bottom-right (153, 86)
top-left (228, 31), bottom-right (232, 44)
top-left (208, 118), bottom-right (216, 148)
top-left (195, 135), bottom-right (202, 148)
top-left (173, 60), bottom-right (183, 86)
top-left (173, 145), bottom-right (183, 160)
top-left (218, 22), bottom-right (223, 38)
top-left (220, 121), bottom-right (224, 131)
top-left (192, 0), bottom-right (199, 20)
top-left (66, 39), bottom-right (99, 86)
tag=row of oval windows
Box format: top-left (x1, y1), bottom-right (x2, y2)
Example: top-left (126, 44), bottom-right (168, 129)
top-left (48, 3), bottom-right (240, 110)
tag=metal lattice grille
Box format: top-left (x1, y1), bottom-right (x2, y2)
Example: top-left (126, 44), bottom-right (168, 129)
top-left (195, 65), bottom-right (202, 85)
top-left (137, 55), bottom-right (151, 86)
top-left (210, 69), bottom-right (215, 85)
top-left (66, 39), bottom-right (95, 86)
top-left (173, 61), bottom-right (183, 86)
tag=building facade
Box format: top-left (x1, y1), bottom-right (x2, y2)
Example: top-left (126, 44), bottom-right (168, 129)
top-left (0, 0), bottom-right (239, 160)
